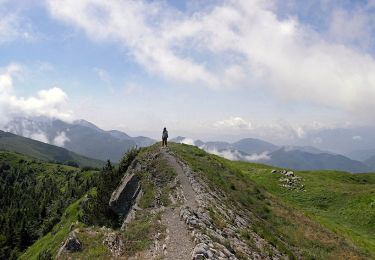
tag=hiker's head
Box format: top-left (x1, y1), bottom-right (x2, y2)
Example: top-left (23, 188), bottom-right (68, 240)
top-left (163, 127), bottom-right (166, 131)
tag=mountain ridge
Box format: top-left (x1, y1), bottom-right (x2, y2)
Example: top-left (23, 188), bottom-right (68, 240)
top-left (3, 117), bottom-right (156, 162)
top-left (22, 143), bottom-right (373, 259)
top-left (173, 136), bottom-right (373, 173)
top-left (0, 130), bottom-right (104, 168)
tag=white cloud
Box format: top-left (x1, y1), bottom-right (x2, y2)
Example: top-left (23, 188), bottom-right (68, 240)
top-left (123, 82), bottom-right (143, 96)
top-left (30, 132), bottom-right (49, 143)
top-left (204, 147), bottom-right (270, 162)
top-left (53, 131), bottom-right (70, 147)
top-left (295, 126), bottom-right (305, 138)
top-left (45, 0), bottom-right (375, 118)
top-left (0, 63), bottom-right (73, 124)
top-left (179, 138), bottom-right (195, 146)
top-left (214, 116), bottom-right (252, 130)
top-left (205, 148), bottom-right (238, 161)
top-left (244, 151), bottom-right (271, 161)
top-left (327, 7), bottom-right (375, 49)
top-left (0, 6), bottom-right (35, 44)
top-left (352, 135), bottom-right (362, 141)
top-left (46, 0), bottom-right (218, 86)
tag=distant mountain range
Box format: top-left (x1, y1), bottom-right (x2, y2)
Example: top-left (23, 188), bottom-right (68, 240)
top-left (263, 148), bottom-right (371, 173)
top-left (3, 118), bottom-right (375, 173)
top-left (3, 117), bottom-right (156, 162)
top-left (172, 136), bottom-right (374, 173)
top-left (292, 126), bottom-right (375, 157)
top-left (0, 130), bottom-right (104, 168)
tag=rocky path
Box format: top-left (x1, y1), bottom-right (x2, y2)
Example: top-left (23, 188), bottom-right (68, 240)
top-left (158, 147), bottom-right (197, 259)
top-left (110, 146), bottom-right (284, 259)
top-left (162, 148), bottom-right (198, 209)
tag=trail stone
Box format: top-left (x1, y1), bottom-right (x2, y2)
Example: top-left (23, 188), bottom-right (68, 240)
top-left (286, 171), bottom-right (294, 177)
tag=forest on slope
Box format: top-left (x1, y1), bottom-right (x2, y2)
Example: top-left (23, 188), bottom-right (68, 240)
top-left (0, 151), bottom-right (99, 259)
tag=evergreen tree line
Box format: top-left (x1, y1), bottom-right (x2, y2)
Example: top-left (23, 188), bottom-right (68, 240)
top-left (0, 155), bottom-right (97, 260)
top-left (0, 147), bottom-right (139, 259)
top-left (79, 147), bottom-right (140, 228)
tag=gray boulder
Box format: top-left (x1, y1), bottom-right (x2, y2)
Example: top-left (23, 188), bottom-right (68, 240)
top-left (57, 230), bottom-right (82, 257)
top-left (109, 171), bottom-right (141, 218)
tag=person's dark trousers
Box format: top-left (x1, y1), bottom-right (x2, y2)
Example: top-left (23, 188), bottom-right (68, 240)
top-left (162, 139), bottom-right (168, 146)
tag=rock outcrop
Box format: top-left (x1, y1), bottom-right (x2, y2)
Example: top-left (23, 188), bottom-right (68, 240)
top-left (272, 169), bottom-right (305, 191)
top-left (174, 152), bottom-right (285, 260)
top-left (109, 160), bottom-right (142, 220)
top-left (57, 230), bottom-right (82, 257)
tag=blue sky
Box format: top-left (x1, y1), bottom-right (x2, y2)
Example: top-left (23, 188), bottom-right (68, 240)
top-left (1, 0), bottom-right (375, 142)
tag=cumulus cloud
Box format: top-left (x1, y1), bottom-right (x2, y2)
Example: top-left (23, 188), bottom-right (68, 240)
top-left (0, 63), bottom-right (73, 124)
top-left (205, 147), bottom-right (270, 162)
top-left (214, 116), bottom-right (252, 130)
top-left (179, 138), bottom-right (195, 146)
top-left (52, 131), bottom-right (70, 147)
top-left (30, 132), bottom-right (49, 143)
top-left (244, 151), bottom-right (271, 161)
top-left (0, 3), bottom-right (35, 44)
top-left (45, 0), bottom-right (375, 116)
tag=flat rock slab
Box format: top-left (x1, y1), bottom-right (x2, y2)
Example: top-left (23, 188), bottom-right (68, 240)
top-left (109, 172), bottom-right (141, 216)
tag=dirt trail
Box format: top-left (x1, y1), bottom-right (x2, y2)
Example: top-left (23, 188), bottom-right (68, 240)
top-left (159, 147), bottom-right (197, 259)
top-left (162, 147), bottom-right (197, 209)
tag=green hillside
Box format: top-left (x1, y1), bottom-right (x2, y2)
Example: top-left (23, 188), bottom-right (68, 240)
top-left (170, 143), bottom-right (374, 259)
top-left (21, 148), bottom-right (139, 260)
top-left (16, 143), bottom-right (375, 259)
top-left (0, 151), bottom-right (99, 259)
top-left (0, 130), bottom-right (104, 168)
top-left (231, 160), bottom-right (375, 256)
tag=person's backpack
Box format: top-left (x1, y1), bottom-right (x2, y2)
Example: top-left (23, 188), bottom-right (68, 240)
top-left (163, 130), bottom-right (168, 139)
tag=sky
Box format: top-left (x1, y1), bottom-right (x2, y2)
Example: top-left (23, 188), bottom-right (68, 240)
top-left (1, 0), bottom-right (375, 142)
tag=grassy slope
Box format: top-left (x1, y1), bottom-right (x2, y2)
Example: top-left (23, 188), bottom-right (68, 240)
top-left (22, 144), bottom-right (174, 259)
top-left (0, 151), bottom-right (98, 197)
top-left (20, 198), bottom-right (85, 260)
top-left (21, 143), bottom-right (374, 259)
top-left (170, 143), bottom-right (373, 259)
top-left (0, 151), bottom-right (98, 259)
top-left (231, 160), bottom-right (375, 257)
top-left (22, 191), bottom-right (115, 260)
top-left (0, 130), bottom-right (104, 168)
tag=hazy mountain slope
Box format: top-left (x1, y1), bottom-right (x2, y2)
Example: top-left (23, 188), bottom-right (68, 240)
top-left (281, 145), bottom-right (328, 154)
top-left (201, 141), bottom-right (232, 150)
top-left (4, 117), bottom-right (156, 161)
top-left (264, 148), bottom-right (371, 173)
top-left (295, 126), bottom-right (375, 155)
top-left (173, 136), bottom-right (371, 172)
top-left (0, 130), bottom-right (104, 168)
top-left (346, 148), bottom-right (375, 161)
top-left (364, 155), bottom-right (375, 170)
top-left (232, 138), bottom-right (279, 154)
top-left (57, 124), bottom-right (135, 162)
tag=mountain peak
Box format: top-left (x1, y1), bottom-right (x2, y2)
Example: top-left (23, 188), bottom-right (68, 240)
top-left (73, 119), bottom-right (103, 132)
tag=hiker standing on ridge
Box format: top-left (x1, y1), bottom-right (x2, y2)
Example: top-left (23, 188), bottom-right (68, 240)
top-left (162, 127), bottom-right (168, 147)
